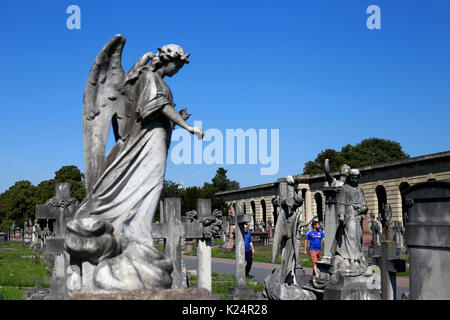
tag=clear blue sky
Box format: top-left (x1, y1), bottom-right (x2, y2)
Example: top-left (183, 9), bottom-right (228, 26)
top-left (0, 0), bottom-right (449, 193)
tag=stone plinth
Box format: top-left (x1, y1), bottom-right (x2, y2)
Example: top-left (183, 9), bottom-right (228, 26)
top-left (323, 270), bottom-right (381, 300)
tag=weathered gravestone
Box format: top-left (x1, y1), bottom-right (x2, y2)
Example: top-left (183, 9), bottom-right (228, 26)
top-left (0, 231), bottom-right (6, 246)
top-left (367, 211), bottom-right (406, 300)
top-left (152, 198), bottom-right (203, 289)
top-left (229, 200), bottom-right (254, 298)
top-left (153, 198), bottom-right (223, 291)
top-left (403, 180), bottom-right (450, 300)
top-left (35, 183), bottom-right (79, 299)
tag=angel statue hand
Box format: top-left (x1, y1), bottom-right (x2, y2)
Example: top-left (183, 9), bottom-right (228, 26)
top-left (179, 108), bottom-right (191, 121)
top-left (191, 127), bottom-right (205, 140)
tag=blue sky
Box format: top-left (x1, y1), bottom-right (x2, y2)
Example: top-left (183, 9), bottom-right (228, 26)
top-left (0, 0), bottom-right (449, 193)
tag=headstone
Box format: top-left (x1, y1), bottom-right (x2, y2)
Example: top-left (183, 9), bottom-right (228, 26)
top-left (403, 180), bottom-right (450, 300)
top-left (196, 199), bottom-right (212, 292)
top-left (35, 183), bottom-right (79, 299)
top-left (152, 198), bottom-right (203, 289)
top-left (229, 200), bottom-right (254, 297)
top-left (0, 231), bottom-right (6, 246)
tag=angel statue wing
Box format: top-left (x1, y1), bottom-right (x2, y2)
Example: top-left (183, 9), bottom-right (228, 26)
top-left (83, 34), bottom-right (132, 194)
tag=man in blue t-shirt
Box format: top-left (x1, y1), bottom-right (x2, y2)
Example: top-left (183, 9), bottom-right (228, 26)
top-left (243, 223), bottom-right (255, 278)
top-left (303, 221), bottom-right (325, 276)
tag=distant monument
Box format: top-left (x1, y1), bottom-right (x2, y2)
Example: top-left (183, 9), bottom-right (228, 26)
top-left (64, 35), bottom-right (205, 296)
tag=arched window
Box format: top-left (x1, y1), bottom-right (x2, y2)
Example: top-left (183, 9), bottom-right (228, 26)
top-left (261, 199), bottom-right (267, 226)
top-left (314, 193), bottom-right (323, 223)
top-left (272, 198), bottom-right (278, 227)
top-left (399, 182), bottom-right (410, 225)
top-left (376, 185), bottom-right (388, 221)
top-left (250, 201), bottom-right (256, 230)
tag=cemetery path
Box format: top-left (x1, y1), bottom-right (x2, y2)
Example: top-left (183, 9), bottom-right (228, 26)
top-left (182, 255), bottom-right (410, 299)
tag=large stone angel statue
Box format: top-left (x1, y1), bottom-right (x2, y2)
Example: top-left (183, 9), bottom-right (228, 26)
top-left (64, 35), bottom-right (204, 295)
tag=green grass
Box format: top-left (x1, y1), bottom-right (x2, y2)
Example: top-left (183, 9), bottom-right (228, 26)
top-left (0, 287), bottom-right (29, 300)
top-left (0, 241), bottom-right (51, 300)
top-left (189, 272), bottom-right (264, 300)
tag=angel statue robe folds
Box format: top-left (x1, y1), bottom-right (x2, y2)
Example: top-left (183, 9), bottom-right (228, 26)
top-left (64, 35), bottom-right (204, 295)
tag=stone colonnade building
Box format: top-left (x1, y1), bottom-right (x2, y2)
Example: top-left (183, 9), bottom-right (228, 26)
top-left (216, 151), bottom-right (450, 229)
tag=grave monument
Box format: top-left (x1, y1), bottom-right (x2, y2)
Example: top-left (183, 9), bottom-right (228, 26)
top-left (64, 34), bottom-right (205, 296)
top-left (263, 176), bottom-right (316, 300)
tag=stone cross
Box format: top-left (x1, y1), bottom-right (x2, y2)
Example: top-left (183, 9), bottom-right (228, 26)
top-left (151, 198), bottom-right (204, 289)
top-left (229, 200), bottom-right (254, 297)
top-left (368, 223), bottom-right (406, 300)
top-left (35, 183), bottom-right (79, 299)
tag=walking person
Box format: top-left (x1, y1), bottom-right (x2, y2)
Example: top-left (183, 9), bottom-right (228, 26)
top-left (244, 223), bottom-right (255, 278)
top-left (303, 221), bottom-right (325, 277)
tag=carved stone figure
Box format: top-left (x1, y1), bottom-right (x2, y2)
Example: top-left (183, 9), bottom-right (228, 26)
top-left (264, 176), bottom-right (316, 300)
top-left (370, 210), bottom-right (383, 247)
top-left (391, 221), bottom-right (405, 248)
top-left (64, 35), bottom-right (204, 295)
top-left (324, 159), bottom-right (350, 187)
top-left (381, 204), bottom-right (392, 240)
top-left (332, 169), bottom-right (368, 274)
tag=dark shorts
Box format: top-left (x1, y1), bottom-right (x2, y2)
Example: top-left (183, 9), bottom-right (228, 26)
top-left (309, 250), bottom-right (321, 264)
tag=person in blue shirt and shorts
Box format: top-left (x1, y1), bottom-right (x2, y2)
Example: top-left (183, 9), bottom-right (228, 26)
top-left (243, 223), bottom-right (255, 278)
top-left (303, 221), bottom-right (324, 277)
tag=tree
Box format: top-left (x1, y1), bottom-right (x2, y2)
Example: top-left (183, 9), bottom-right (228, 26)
top-left (35, 179), bottom-right (55, 205)
top-left (303, 138), bottom-right (409, 174)
top-left (203, 168), bottom-right (240, 214)
top-left (303, 149), bottom-right (346, 175)
top-left (0, 181), bottom-right (36, 230)
top-left (340, 138), bottom-right (409, 168)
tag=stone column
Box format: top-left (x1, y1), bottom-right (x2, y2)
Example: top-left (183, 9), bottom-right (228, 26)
top-left (196, 199), bottom-right (212, 292)
top-left (322, 187), bottom-right (340, 262)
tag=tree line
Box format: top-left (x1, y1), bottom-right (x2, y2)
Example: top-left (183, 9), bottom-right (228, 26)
top-left (0, 166), bottom-right (86, 231)
top-left (0, 166), bottom-right (239, 230)
top-left (303, 138), bottom-right (409, 175)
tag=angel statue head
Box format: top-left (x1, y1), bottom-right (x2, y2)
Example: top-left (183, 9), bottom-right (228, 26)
top-left (150, 44), bottom-right (190, 77)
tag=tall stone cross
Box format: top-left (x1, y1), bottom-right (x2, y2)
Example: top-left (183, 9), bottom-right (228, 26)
top-left (229, 200), bottom-right (254, 297)
top-left (152, 198), bottom-right (208, 289)
top-left (35, 183), bottom-right (78, 255)
top-left (35, 183), bottom-right (79, 299)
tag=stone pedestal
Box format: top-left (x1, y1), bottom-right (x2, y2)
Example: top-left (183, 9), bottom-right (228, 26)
top-left (323, 270), bottom-right (381, 300)
top-left (264, 267), bottom-right (316, 300)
